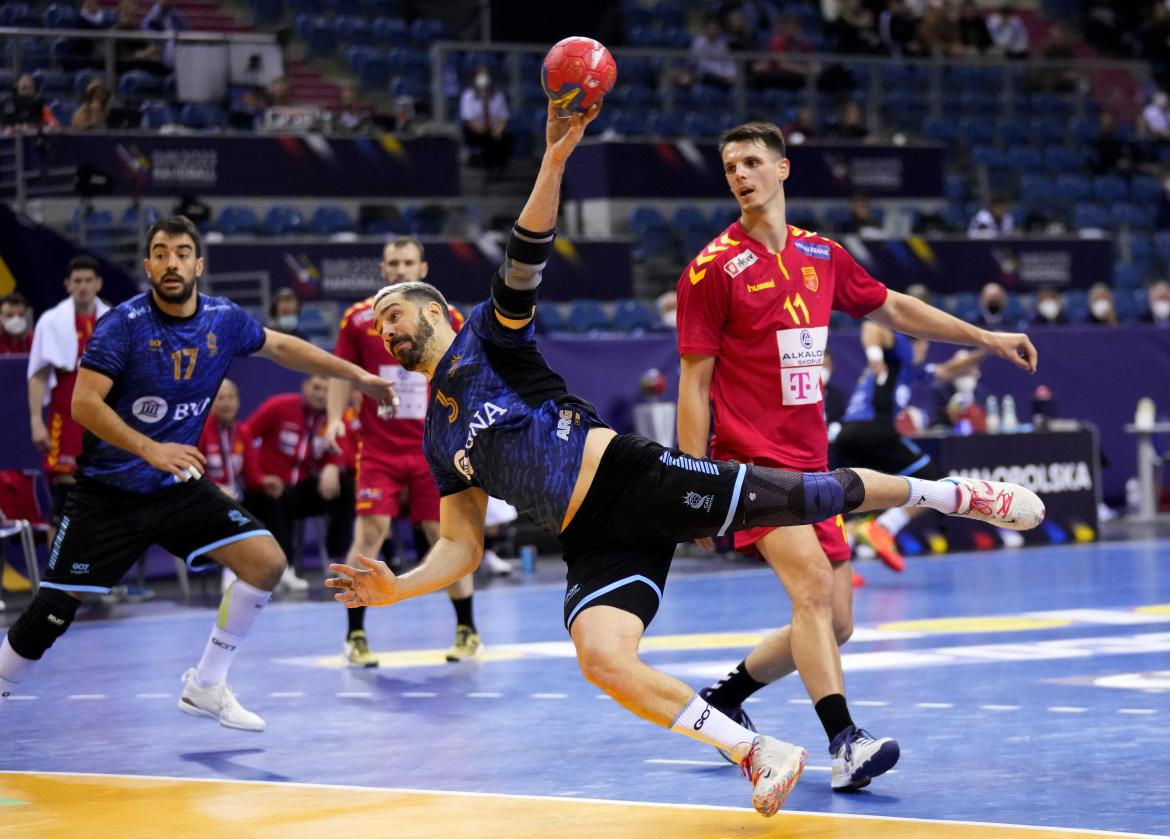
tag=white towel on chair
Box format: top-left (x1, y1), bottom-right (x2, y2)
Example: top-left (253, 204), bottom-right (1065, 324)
top-left (26, 295), bottom-right (110, 400)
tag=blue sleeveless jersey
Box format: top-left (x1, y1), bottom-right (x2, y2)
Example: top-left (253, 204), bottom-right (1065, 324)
top-left (424, 301), bottom-right (607, 533)
top-left (77, 292), bottom-right (267, 493)
top-left (842, 332), bottom-right (920, 423)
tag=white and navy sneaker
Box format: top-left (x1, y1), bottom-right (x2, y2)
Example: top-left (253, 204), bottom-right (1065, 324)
top-left (830, 725), bottom-right (899, 791)
top-left (943, 477), bottom-right (1045, 531)
top-left (739, 734), bottom-right (808, 816)
top-left (699, 687), bottom-right (757, 764)
top-left (178, 668), bottom-right (265, 732)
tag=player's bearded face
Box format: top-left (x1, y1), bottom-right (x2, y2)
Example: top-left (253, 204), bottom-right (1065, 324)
top-left (391, 306), bottom-right (435, 370)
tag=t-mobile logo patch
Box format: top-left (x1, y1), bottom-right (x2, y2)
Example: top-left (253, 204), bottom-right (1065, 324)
top-left (788, 370), bottom-right (814, 401)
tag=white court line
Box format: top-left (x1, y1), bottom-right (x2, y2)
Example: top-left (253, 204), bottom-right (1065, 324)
top-left (135, 693), bottom-right (171, 699)
top-left (787, 698), bottom-right (812, 705)
top-left (853, 700), bottom-right (889, 707)
top-left (1048, 706), bottom-right (1089, 713)
top-left (467, 692), bottom-right (502, 698)
top-left (2, 770), bottom-right (1162, 838)
top-left (4, 695), bottom-right (36, 701)
top-left (916, 702), bottom-right (954, 709)
top-left (401, 692), bottom-right (437, 698)
top-left (743, 697), bottom-right (762, 704)
top-left (644, 758), bottom-right (729, 768)
top-left (595, 694), bottom-right (612, 700)
top-left (335, 692), bottom-right (373, 698)
top-left (67, 694), bottom-right (106, 700)
top-left (1119, 708), bottom-right (1158, 715)
top-left (532, 692), bottom-right (568, 699)
top-left (269, 691), bottom-right (304, 698)
top-left (981, 704), bottom-right (1019, 711)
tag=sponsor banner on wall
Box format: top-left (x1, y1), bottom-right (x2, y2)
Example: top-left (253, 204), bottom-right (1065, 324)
top-left (566, 139), bottom-right (944, 199)
top-left (22, 133), bottom-right (460, 197)
top-left (207, 237), bottom-right (634, 303)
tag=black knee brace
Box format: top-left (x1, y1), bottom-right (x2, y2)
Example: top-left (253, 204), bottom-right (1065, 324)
top-left (734, 466), bottom-right (865, 530)
top-left (7, 588), bottom-right (80, 661)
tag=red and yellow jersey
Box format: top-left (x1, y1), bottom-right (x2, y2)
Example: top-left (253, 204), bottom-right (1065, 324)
top-left (334, 296), bottom-right (463, 466)
top-left (676, 221), bottom-right (887, 469)
top-left (44, 312), bottom-right (97, 475)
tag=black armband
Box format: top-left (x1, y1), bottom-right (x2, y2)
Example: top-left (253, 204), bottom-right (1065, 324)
top-left (493, 223), bottom-right (556, 319)
top-left (492, 269), bottom-right (538, 319)
top-left (506, 224), bottom-right (556, 273)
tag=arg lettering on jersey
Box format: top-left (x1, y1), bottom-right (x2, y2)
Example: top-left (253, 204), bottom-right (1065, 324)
top-left (776, 326), bottom-right (827, 406)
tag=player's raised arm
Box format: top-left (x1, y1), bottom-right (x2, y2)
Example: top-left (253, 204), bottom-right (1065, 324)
top-left (254, 327), bottom-right (397, 404)
top-left (492, 101), bottom-right (600, 330)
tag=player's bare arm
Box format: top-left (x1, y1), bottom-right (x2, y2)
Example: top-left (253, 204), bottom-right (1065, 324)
top-left (327, 488), bottom-right (487, 607)
top-left (27, 365), bottom-right (51, 451)
top-left (677, 354), bottom-right (715, 458)
top-left (869, 289), bottom-right (1038, 373)
top-left (254, 328), bottom-right (396, 403)
top-left (72, 366), bottom-right (207, 481)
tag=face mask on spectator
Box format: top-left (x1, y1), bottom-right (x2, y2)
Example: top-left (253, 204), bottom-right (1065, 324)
top-left (1152, 299), bottom-right (1170, 320)
top-left (1090, 298), bottom-right (1112, 319)
top-left (983, 300), bottom-right (1003, 317)
top-left (953, 374), bottom-right (977, 395)
top-left (2, 315), bottom-right (27, 335)
top-left (276, 314), bottom-right (298, 330)
top-left (1037, 300), bottom-right (1061, 321)
top-left (660, 309), bottom-right (676, 329)
top-left (474, 73), bottom-right (490, 90)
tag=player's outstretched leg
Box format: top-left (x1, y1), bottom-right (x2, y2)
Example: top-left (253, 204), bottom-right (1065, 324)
top-left (570, 604), bottom-right (807, 816)
top-left (180, 535), bottom-right (284, 731)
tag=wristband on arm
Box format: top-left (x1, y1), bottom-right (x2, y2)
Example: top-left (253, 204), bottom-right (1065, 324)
top-left (492, 224), bottom-right (556, 319)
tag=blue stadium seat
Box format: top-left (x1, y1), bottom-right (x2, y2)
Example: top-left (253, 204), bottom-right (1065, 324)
top-left (71, 209), bottom-right (116, 251)
top-left (566, 300), bottom-right (610, 333)
top-left (1063, 289), bottom-right (1088, 322)
top-left (121, 204), bottom-right (160, 235)
top-left (1113, 263), bottom-right (1141, 290)
top-left (361, 0), bottom-right (399, 17)
top-left (1092, 174), bottom-right (1128, 203)
top-left (672, 206), bottom-right (707, 232)
top-left (371, 16), bottom-right (409, 47)
top-left (216, 206), bottom-right (260, 235)
top-left (42, 3), bottom-right (78, 26)
top-left (1005, 144), bottom-right (1043, 172)
top-left (997, 118), bottom-right (1031, 147)
top-left (970, 144), bottom-right (1007, 170)
top-left (309, 205), bottom-right (354, 235)
top-left (73, 69), bottom-right (102, 98)
top-left (400, 205), bottom-right (446, 236)
top-left (346, 45), bottom-right (378, 73)
top-left (629, 206), bottom-right (671, 260)
top-left (1112, 287), bottom-right (1140, 322)
top-left (297, 304), bottom-right (331, 337)
top-left (612, 298), bottom-right (659, 332)
top-left (534, 302), bottom-right (566, 334)
top-left (252, 0), bottom-right (284, 24)
top-left (1031, 118), bottom-right (1066, 145)
top-left (1044, 145), bottom-right (1082, 173)
top-left (644, 110), bottom-right (683, 137)
top-left (1068, 117), bottom-right (1100, 143)
top-left (1129, 233), bottom-right (1154, 272)
top-left (1053, 173), bottom-right (1091, 206)
top-left (0, 4), bottom-right (39, 26)
top-left (709, 205), bottom-right (738, 230)
top-left (1073, 202), bottom-right (1109, 231)
top-left (294, 12), bottom-right (322, 39)
top-left (333, 16), bottom-right (373, 46)
top-left (787, 205), bottom-right (819, 231)
top-left (308, 23), bottom-right (337, 58)
top-left (1154, 230), bottom-right (1170, 263)
top-left (358, 57), bottom-right (389, 91)
top-left (263, 205), bottom-right (306, 236)
top-left (409, 17), bottom-right (447, 46)
top-left (140, 100), bottom-right (177, 128)
top-left (179, 102), bottom-right (224, 130)
top-left (944, 173), bottom-right (967, 202)
top-left (951, 292), bottom-right (980, 323)
top-left (1111, 202), bottom-right (1153, 232)
top-left (118, 70), bottom-right (164, 102)
top-left (1129, 174), bottom-right (1161, 204)
top-left (4, 39), bottom-right (51, 71)
top-left (31, 70), bottom-right (70, 99)
top-left (958, 116), bottom-right (994, 146)
top-left (51, 36), bottom-right (97, 70)
top-left (922, 117), bottom-right (957, 146)
top-left (47, 99), bottom-right (75, 125)
top-left (611, 109), bottom-right (648, 137)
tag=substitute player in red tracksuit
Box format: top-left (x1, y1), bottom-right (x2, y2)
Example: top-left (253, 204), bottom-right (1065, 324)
top-left (324, 236), bottom-right (483, 666)
top-left (676, 121), bottom-right (1039, 792)
top-left (245, 374), bottom-right (355, 592)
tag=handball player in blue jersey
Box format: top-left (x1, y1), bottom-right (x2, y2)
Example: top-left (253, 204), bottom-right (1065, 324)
top-left (326, 103), bottom-right (1045, 817)
top-left (0, 216), bottom-right (394, 731)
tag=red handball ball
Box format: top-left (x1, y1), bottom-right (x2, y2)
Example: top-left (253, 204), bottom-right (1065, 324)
top-left (541, 36), bottom-right (617, 113)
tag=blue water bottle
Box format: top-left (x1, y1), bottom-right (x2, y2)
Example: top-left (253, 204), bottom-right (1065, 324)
top-left (520, 545), bottom-right (537, 575)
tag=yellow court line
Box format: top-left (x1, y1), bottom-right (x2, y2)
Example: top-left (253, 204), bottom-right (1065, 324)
top-left (0, 773), bottom-right (1158, 839)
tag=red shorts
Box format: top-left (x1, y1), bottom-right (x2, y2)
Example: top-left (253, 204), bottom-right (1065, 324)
top-left (722, 452), bottom-right (852, 564)
top-left (355, 454), bottom-right (439, 523)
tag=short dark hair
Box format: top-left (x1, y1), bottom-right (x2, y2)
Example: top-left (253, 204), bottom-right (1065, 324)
top-left (67, 254), bottom-right (101, 276)
top-left (145, 215), bottom-right (203, 258)
top-left (386, 235), bottom-right (425, 261)
top-left (373, 280), bottom-right (448, 314)
top-left (0, 291), bottom-right (29, 309)
top-left (719, 121), bottom-right (787, 159)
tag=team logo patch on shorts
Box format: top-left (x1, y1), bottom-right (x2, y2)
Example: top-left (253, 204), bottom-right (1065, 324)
top-left (227, 509), bottom-right (250, 527)
top-left (454, 449), bottom-right (474, 481)
top-left (683, 491), bottom-right (714, 512)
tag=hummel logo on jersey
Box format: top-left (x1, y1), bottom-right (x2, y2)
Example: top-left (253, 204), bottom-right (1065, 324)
top-left (747, 279), bottom-right (776, 293)
top-left (724, 250), bottom-right (758, 278)
top-left (228, 509), bottom-right (250, 527)
top-left (793, 240), bottom-right (831, 260)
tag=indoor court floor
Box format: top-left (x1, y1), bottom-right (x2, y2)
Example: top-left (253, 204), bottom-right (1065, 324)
top-left (1, 538), bottom-right (1168, 838)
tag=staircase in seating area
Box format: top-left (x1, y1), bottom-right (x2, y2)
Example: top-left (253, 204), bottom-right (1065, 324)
top-left (175, 0), bottom-right (345, 108)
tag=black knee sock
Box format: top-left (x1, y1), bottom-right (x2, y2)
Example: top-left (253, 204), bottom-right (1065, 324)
top-left (347, 605), bottom-right (366, 636)
top-left (815, 693), bottom-right (855, 744)
top-left (704, 660), bottom-right (767, 708)
top-left (451, 595), bottom-right (475, 630)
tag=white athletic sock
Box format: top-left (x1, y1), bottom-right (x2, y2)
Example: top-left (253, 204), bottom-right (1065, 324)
top-left (903, 477), bottom-right (960, 515)
top-left (875, 507), bottom-right (910, 535)
top-left (194, 579), bottom-right (272, 688)
top-left (0, 635), bottom-right (36, 696)
top-left (670, 693), bottom-right (757, 762)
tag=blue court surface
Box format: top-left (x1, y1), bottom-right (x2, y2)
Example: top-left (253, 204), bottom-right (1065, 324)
top-left (2, 538), bottom-right (1168, 837)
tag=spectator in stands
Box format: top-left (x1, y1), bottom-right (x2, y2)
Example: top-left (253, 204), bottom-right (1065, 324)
top-left (755, 13), bottom-right (813, 91)
top-left (1141, 279), bottom-right (1170, 326)
top-left (987, 4), bottom-right (1029, 59)
top-left (975, 281), bottom-right (1011, 328)
top-left (269, 288), bottom-right (307, 339)
top-left (1091, 112), bottom-right (1136, 174)
top-left (266, 76), bottom-right (294, 108)
top-left (1034, 23), bottom-right (1080, 93)
top-left (838, 193), bottom-right (883, 236)
top-left (919, 1), bottom-right (963, 57)
top-left (70, 79), bottom-right (112, 131)
top-left (459, 64), bottom-right (512, 175)
top-left (2, 74), bottom-right (58, 132)
top-left (141, 0), bottom-right (186, 67)
top-left (333, 83), bottom-right (372, 134)
top-left (828, 101), bottom-right (870, 142)
top-left (1032, 287), bottom-right (1070, 326)
top-left (113, 0), bottom-right (164, 72)
top-left (245, 375), bottom-right (354, 593)
top-left (1086, 282), bottom-right (1119, 325)
top-left (689, 17), bottom-right (737, 88)
top-left (656, 289), bottom-right (677, 330)
top-left (957, 0), bottom-right (992, 54)
top-left (0, 293), bottom-right (33, 355)
top-left (968, 195), bottom-right (1015, 238)
top-left (78, 0), bottom-right (112, 27)
top-left (783, 105), bottom-right (817, 145)
top-left (879, 0), bottom-right (924, 58)
top-left (199, 378), bottom-right (269, 501)
top-left (724, 9), bottom-right (757, 52)
top-left (828, 0), bottom-right (881, 54)
top-left (1139, 89), bottom-right (1170, 141)
top-left (173, 193), bottom-right (212, 229)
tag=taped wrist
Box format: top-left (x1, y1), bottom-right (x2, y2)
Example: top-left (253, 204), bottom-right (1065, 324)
top-left (733, 466), bottom-right (866, 529)
top-left (492, 223), bottom-right (555, 319)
